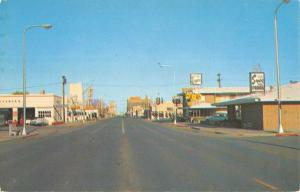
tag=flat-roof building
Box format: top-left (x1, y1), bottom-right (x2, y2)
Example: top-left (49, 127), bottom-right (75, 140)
top-left (214, 82), bottom-right (300, 132)
top-left (181, 87), bottom-right (250, 122)
top-left (127, 96), bottom-right (151, 117)
top-left (0, 93), bottom-right (63, 125)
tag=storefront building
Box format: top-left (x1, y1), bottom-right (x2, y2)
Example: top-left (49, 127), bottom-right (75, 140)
top-left (127, 96), bottom-right (151, 117)
top-left (153, 101), bottom-right (175, 119)
top-left (214, 82), bottom-right (300, 132)
top-left (181, 87), bottom-right (250, 122)
top-left (0, 93), bottom-right (63, 125)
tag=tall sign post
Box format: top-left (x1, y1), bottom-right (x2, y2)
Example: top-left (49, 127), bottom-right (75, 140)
top-left (189, 73), bottom-right (202, 123)
top-left (190, 73), bottom-right (202, 86)
top-left (249, 72), bottom-right (265, 93)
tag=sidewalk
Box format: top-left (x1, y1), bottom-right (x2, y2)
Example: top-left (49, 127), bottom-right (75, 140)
top-left (0, 119), bottom-right (100, 142)
top-left (158, 120), bottom-right (296, 137)
top-left (190, 124), bottom-right (275, 137)
top-left (0, 126), bottom-right (38, 142)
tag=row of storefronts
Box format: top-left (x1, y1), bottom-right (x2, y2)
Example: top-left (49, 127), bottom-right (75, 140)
top-left (126, 87), bottom-right (250, 121)
top-left (180, 87), bottom-right (250, 122)
top-left (126, 82), bottom-right (299, 132)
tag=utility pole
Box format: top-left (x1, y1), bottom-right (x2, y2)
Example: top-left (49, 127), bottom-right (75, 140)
top-left (62, 76), bottom-right (67, 123)
top-left (217, 73), bottom-right (221, 88)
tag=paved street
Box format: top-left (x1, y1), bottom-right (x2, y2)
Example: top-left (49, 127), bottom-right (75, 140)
top-left (0, 117), bottom-right (299, 191)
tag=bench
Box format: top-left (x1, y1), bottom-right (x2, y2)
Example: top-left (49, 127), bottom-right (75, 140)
top-left (9, 125), bottom-right (21, 136)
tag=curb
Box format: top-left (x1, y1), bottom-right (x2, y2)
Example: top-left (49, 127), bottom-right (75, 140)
top-left (275, 133), bottom-right (299, 137)
top-left (159, 122), bottom-right (279, 137)
top-left (176, 124), bottom-right (187, 128)
top-left (191, 126), bottom-right (201, 130)
top-left (22, 133), bottom-right (39, 139)
top-left (191, 126), bottom-right (275, 137)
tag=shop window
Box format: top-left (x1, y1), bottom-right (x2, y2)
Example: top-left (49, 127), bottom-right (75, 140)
top-left (38, 111), bottom-right (51, 118)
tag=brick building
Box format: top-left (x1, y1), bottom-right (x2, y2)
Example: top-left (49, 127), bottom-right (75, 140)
top-left (127, 96), bottom-right (151, 117)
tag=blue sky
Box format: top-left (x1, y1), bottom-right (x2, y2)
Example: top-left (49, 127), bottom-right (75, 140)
top-left (0, 0), bottom-right (299, 112)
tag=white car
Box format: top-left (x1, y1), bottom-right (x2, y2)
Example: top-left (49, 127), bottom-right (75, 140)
top-left (30, 118), bottom-right (48, 126)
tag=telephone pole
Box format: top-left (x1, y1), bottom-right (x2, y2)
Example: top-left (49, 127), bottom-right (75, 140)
top-left (217, 73), bottom-right (221, 88)
top-left (62, 76), bottom-right (67, 123)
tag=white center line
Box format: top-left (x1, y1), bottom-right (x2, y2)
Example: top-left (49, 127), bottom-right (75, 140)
top-left (121, 118), bottom-right (125, 134)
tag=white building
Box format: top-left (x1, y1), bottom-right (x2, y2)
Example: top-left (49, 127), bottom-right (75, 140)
top-left (0, 93), bottom-right (63, 125)
top-left (153, 101), bottom-right (175, 119)
top-left (69, 82), bottom-right (83, 104)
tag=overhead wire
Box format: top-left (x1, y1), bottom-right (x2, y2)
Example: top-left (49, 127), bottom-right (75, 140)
top-left (0, 82), bottom-right (61, 91)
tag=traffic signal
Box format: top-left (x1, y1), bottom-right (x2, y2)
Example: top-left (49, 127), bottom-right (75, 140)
top-left (62, 76), bottom-right (67, 85)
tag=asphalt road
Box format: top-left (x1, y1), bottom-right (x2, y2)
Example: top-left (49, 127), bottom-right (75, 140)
top-left (0, 117), bottom-right (299, 191)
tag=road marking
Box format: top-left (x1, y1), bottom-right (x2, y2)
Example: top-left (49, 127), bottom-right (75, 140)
top-left (121, 118), bottom-right (125, 134)
top-left (253, 178), bottom-right (279, 191)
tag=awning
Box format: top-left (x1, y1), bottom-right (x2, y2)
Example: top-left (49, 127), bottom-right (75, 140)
top-left (185, 103), bottom-right (224, 109)
top-left (214, 97), bottom-right (259, 106)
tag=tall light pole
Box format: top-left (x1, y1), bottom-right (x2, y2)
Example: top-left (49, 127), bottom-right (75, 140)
top-left (274, 0), bottom-right (288, 134)
top-left (158, 63), bottom-right (177, 124)
top-left (22, 24), bottom-right (53, 136)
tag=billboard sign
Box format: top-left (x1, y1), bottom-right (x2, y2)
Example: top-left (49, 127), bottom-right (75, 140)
top-left (190, 73), bottom-right (202, 85)
top-left (249, 72), bottom-right (265, 93)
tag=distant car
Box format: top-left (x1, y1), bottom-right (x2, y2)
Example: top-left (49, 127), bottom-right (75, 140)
top-left (30, 118), bottom-right (48, 126)
top-left (203, 114), bottom-right (227, 125)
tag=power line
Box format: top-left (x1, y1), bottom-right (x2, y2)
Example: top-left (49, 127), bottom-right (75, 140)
top-left (0, 82), bottom-right (61, 91)
top-left (92, 83), bottom-right (189, 88)
top-left (1, 77), bottom-right (296, 92)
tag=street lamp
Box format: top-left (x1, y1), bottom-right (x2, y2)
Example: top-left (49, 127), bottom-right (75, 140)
top-left (158, 63), bottom-right (177, 124)
top-left (274, 0), bottom-right (288, 134)
top-left (22, 24), bottom-right (53, 136)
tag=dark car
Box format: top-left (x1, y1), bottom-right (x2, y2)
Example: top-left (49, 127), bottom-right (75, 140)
top-left (203, 114), bottom-right (227, 125)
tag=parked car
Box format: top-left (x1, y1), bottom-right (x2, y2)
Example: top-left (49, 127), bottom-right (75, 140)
top-left (0, 114), bottom-right (5, 127)
top-left (203, 114), bottom-right (227, 125)
top-left (30, 118), bottom-right (48, 126)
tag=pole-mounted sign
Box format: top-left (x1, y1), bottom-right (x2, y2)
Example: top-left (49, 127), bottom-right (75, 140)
top-left (190, 73), bottom-right (202, 85)
top-left (249, 72), bottom-right (265, 93)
